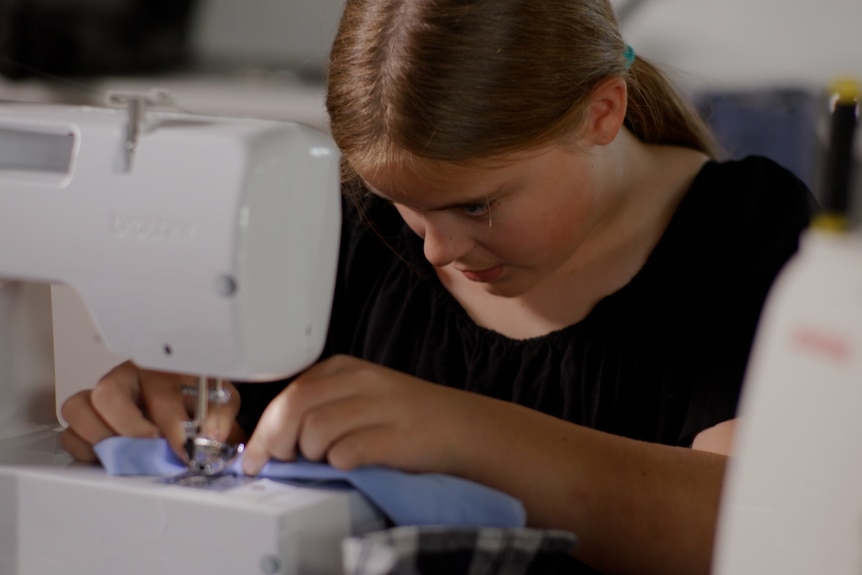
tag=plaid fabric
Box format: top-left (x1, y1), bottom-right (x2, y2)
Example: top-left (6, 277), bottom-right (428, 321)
top-left (343, 526), bottom-right (578, 575)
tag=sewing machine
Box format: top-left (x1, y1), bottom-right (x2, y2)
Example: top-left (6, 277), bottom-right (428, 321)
top-left (0, 97), bottom-right (384, 575)
top-left (712, 82), bottom-right (861, 573)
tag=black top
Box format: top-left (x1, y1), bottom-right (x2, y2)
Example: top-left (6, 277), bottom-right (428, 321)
top-left (238, 156), bottom-right (815, 449)
top-left (234, 155), bottom-right (815, 574)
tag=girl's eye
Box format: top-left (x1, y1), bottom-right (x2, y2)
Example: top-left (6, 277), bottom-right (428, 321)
top-left (459, 202), bottom-right (492, 217)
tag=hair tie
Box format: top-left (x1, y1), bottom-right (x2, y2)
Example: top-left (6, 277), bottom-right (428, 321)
top-left (623, 44), bottom-right (636, 70)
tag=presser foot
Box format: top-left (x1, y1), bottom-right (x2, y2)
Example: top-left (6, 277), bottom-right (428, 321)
top-left (182, 425), bottom-right (244, 476)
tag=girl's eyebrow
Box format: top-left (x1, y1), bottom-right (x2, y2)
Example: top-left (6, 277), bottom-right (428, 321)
top-left (363, 183), bottom-right (508, 212)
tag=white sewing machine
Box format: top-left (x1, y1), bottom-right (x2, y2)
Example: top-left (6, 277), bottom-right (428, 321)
top-left (0, 98), bottom-right (384, 575)
top-left (712, 83), bottom-right (861, 573)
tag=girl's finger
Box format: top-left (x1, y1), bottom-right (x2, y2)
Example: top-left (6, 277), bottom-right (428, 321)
top-left (297, 395), bottom-right (386, 461)
top-left (59, 427), bottom-right (100, 463)
top-left (325, 425), bottom-right (395, 471)
top-left (89, 362), bottom-right (160, 439)
top-left (61, 389), bottom-right (123, 446)
top-left (139, 371), bottom-right (194, 460)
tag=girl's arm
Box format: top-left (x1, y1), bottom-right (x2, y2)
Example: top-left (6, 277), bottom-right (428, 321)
top-left (240, 355), bottom-right (734, 575)
top-left (447, 396), bottom-right (731, 575)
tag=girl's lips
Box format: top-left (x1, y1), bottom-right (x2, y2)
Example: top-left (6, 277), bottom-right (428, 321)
top-left (460, 265), bottom-right (504, 283)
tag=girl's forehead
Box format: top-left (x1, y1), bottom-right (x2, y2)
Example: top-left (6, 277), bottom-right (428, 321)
top-left (356, 147), bottom-right (550, 195)
top-left (358, 159), bottom-right (514, 204)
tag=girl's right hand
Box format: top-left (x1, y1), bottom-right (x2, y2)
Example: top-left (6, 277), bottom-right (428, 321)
top-left (59, 361), bottom-right (242, 463)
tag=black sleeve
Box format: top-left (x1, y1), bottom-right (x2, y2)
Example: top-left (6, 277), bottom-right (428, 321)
top-left (679, 157), bottom-right (817, 445)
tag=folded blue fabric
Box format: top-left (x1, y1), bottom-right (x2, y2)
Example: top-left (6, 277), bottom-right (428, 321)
top-left (94, 437), bottom-right (525, 529)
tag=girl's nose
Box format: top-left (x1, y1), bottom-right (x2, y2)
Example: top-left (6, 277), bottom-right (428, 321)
top-left (422, 217), bottom-right (472, 268)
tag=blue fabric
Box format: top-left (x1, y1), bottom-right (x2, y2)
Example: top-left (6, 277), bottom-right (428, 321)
top-left (94, 437), bottom-right (525, 529)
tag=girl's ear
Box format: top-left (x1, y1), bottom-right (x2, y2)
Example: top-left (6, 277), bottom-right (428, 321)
top-left (583, 77), bottom-right (628, 146)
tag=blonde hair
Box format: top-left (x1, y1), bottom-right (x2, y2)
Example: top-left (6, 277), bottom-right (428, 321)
top-left (326, 0), bottom-right (719, 189)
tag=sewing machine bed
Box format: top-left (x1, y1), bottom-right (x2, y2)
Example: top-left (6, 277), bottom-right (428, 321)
top-left (0, 430), bottom-right (385, 575)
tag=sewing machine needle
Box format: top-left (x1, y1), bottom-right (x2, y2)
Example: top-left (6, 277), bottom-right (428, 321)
top-left (195, 375), bottom-right (208, 430)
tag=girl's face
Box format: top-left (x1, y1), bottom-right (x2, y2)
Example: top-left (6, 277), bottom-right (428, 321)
top-left (359, 143), bottom-right (620, 298)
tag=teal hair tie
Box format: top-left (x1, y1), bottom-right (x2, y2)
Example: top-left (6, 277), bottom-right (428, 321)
top-left (623, 44), bottom-right (635, 70)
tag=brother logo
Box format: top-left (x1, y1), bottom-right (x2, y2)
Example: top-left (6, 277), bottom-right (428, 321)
top-left (112, 214), bottom-right (197, 243)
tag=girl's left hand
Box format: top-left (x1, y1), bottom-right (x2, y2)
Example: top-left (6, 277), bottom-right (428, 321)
top-left (240, 355), bottom-right (483, 476)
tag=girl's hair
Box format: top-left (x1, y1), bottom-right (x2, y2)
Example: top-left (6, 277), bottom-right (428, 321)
top-left (326, 0), bottom-right (719, 189)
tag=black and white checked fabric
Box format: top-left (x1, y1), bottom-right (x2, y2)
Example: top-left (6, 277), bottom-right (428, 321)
top-left (343, 526), bottom-right (578, 575)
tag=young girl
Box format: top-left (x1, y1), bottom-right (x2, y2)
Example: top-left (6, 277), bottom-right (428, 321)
top-left (61, 1), bottom-right (816, 573)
